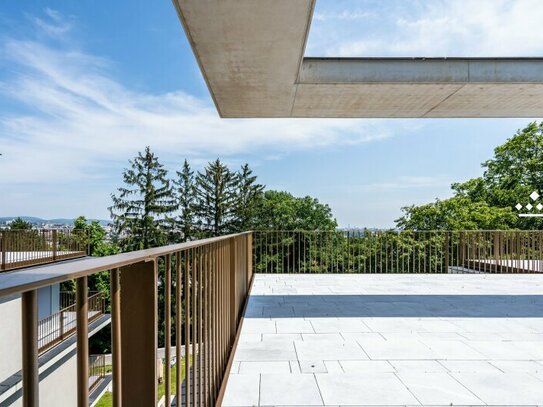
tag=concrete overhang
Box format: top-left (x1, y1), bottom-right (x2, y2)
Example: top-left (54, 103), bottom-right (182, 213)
top-left (173, 0), bottom-right (543, 118)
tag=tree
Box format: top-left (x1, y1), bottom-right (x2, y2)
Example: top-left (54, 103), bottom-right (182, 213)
top-left (9, 217), bottom-right (33, 230)
top-left (396, 197), bottom-right (517, 230)
top-left (173, 160), bottom-right (196, 242)
top-left (109, 147), bottom-right (176, 251)
top-left (234, 164), bottom-right (264, 231)
top-left (73, 216), bottom-right (118, 257)
top-left (397, 122), bottom-right (543, 230)
top-left (194, 159), bottom-right (239, 236)
top-left (253, 190), bottom-right (337, 230)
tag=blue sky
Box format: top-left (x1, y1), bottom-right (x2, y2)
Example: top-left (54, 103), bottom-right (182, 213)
top-left (0, 0), bottom-right (541, 228)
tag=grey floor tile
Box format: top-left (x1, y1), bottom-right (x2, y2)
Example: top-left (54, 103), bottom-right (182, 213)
top-left (260, 374), bottom-right (323, 406)
top-left (397, 372), bottom-right (484, 405)
top-left (221, 374), bottom-right (260, 407)
top-left (316, 372), bottom-right (419, 405)
top-left (295, 340), bottom-right (368, 361)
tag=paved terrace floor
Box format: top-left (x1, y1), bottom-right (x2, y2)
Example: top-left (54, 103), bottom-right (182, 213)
top-left (223, 274), bottom-right (543, 407)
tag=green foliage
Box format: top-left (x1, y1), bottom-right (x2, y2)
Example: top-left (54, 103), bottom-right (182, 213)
top-left (110, 146), bottom-right (177, 251)
top-left (173, 159), bottom-right (196, 242)
top-left (194, 158), bottom-right (239, 236)
top-left (397, 197), bottom-right (517, 230)
top-left (8, 217), bottom-right (33, 230)
top-left (397, 121), bottom-right (543, 230)
top-left (233, 164), bottom-right (264, 232)
top-left (253, 190), bottom-right (337, 231)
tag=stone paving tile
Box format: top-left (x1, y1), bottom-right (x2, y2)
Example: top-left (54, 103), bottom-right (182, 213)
top-left (390, 360), bottom-right (448, 373)
top-left (452, 372), bottom-right (543, 405)
top-left (489, 360), bottom-right (543, 373)
top-left (309, 318), bottom-right (371, 333)
top-left (224, 274), bottom-right (543, 406)
top-left (316, 372), bottom-right (419, 406)
top-left (295, 340), bottom-right (369, 361)
top-left (234, 341), bottom-right (297, 362)
top-left (339, 360), bottom-right (394, 373)
top-left (260, 374), bottom-right (323, 406)
top-left (302, 333), bottom-right (345, 342)
top-left (221, 374), bottom-right (260, 407)
top-left (421, 339), bottom-right (486, 360)
top-left (238, 361), bottom-right (291, 374)
top-left (276, 319), bottom-right (315, 334)
top-left (359, 338), bottom-right (436, 360)
top-left (299, 360), bottom-right (328, 373)
top-left (397, 372), bottom-right (484, 405)
top-left (439, 360), bottom-right (502, 373)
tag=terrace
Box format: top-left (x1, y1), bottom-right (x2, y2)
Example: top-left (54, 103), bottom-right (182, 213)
top-left (1, 230), bottom-right (542, 406)
top-left (0, 230), bottom-right (87, 271)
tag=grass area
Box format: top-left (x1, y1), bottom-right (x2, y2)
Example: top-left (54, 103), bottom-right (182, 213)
top-left (95, 358), bottom-right (187, 406)
top-left (95, 391), bottom-right (112, 407)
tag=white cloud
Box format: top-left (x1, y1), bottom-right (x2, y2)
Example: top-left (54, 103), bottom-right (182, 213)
top-left (335, 175), bottom-right (453, 193)
top-left (313, 10), bottom-right (375, 22)
top-left (309, 0), bottom-right (543, 57)
top-left (0, 13), bottom-right (405, 185)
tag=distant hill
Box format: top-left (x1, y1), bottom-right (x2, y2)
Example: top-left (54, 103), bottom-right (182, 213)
top-left (0, 216), bottom-right (111, 226)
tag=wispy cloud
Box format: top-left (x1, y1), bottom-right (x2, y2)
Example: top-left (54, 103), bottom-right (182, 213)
top-left (308, 0), bottom-right (543, 57)
top-left (0, 10), bottom-right (406, 185)
top-left (32, 8), bottom-right (74, 38)
top-left (334, 176), bottom-right (453, 193)
top-left (313, 10), bottom-right (375, 22)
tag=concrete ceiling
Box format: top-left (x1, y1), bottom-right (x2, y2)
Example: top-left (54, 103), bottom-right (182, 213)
top-left (173, 0), bottom-right (543, 118)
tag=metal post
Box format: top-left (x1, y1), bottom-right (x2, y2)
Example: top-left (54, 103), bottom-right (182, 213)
top-left (59, 311), bottom-right (65, 340)
top-left (52, 230), bottom-right (58, 262)
top-left (1, 230), bottom-right (6, 271)
top-left (22, 290), bottom-right (39, 407)
top-left (120, 260), bottom-right (158, 406)
top-left (230, 238), bottom-right (237, 339)
top-left (110, 268), bottom-right (121, 407)
top-left (76, 276), bottom-right (89, 407)
top-left (164, 255), bottom-right (172, 406)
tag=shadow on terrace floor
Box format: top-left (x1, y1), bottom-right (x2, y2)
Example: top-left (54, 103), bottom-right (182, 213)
top-left (245, 294), bottom-right (543, 318)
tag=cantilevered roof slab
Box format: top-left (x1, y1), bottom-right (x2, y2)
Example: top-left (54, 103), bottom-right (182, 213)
top-left (173, 0), bottom-right (543, 118)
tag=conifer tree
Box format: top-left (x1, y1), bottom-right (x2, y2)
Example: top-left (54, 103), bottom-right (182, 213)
top-left (173, 159), bottom-right (196, 241)
top-left (234, 163), bottom-right (264, 231)
top-left (194, 158), bottom-right (238, 236)
top-left (109, 146), bottom-right (176, 251)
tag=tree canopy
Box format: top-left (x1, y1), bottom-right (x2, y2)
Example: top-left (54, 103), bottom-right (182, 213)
top-left (253, 190), bottom-right (337, 231)
top-left (396, 122), bottom-right (543, 230)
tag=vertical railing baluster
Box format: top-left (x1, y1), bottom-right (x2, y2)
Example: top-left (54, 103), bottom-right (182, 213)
top-left (165, 255), bottom-right (172, 406)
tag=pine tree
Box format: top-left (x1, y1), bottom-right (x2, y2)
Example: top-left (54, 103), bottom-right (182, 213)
top-left (109, 146), bottom-right (176, 251)
top-left (173, 159), bottom-right (196, 242)
top-left (194, 159), bottom-right (238, 236)
top-left (234, 164), bottom-right (264, 231)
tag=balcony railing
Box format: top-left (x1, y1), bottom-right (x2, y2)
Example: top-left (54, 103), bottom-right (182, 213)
top-left (2, 229), bottom-right (541, 406)
top-left (89, 354), bottom-right (107, 392)
top-left (254, 230), bottom-right (543, 274)
top-left (38, 292), bottom-right (105, 353)
top-left (0, 229), bottom-right (87, 271)
top-left (0, 232), bottom-right (253, 407)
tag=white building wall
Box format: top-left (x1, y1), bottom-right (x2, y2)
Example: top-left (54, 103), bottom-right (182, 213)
top-left (0, 295), bottom-right (22, 383)
top-left (39, 352), bottom-right (77, 407)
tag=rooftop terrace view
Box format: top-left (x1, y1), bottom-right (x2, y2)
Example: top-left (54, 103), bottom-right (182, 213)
top-left (1, 1), bottom-right (543, 407)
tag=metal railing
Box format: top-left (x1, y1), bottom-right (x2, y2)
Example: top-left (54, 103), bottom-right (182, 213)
top-left (0, 232), bottom-right (253, 407)
top-left (89, 354), bottom-right (107, 391)
top-left (38, 292), bottom-right (105, 353)
top-left (0, 229), bottom-right (87, 271)
top-left (254, 230), bottom-right (543, 274)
